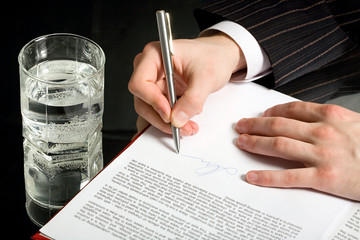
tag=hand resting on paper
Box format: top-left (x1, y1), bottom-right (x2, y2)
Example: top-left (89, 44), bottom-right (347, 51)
top-left (235, 101), bottom-right (360, 201)
top-left (134, 101), bottom-right (360, 201)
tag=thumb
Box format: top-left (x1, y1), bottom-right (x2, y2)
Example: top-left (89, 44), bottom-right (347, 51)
top-left (170, 51), bottom-right (227, 128)
top-left (171, 87), bottom-right (209, 128)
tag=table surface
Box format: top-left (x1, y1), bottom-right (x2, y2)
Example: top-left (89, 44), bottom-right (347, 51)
top-left (11, 93), bottom-right (360, 238)
top-left (3, 122), bottom-right (134, 239)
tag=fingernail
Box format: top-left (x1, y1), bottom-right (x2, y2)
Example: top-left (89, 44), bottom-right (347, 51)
top-left (159, 110), bottom-right (170, 123)
top-left (262, 108), bottom-right (270, 117)
top-left (235, 118), bottom-right (246, 132)
top-left (236, 134), bottom-right (248, 148)
top-left (247, 172), bottom-right (258, 182)
top-left (180, 124), bottom-right (194, 136)
top-left (188, 121), bottom-right (199, 135)
top-left (172, 110), bottom-right (189, 127)
top-left (180, 129), bottom-right (190, 137)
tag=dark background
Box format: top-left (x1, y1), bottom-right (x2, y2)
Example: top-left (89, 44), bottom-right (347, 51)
top-left (1, 0), bottom-right (201, 238)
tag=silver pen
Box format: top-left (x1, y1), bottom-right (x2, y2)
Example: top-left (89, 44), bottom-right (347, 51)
top-left (156, 10), bottom-right (180, 153)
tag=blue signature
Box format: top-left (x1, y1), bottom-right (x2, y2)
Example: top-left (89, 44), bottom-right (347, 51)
top-left (179, 154), bottom-right (238, 177)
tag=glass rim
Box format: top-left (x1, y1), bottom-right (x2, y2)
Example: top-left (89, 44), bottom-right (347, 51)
top-left (18, 33), bottom-right (105, 85)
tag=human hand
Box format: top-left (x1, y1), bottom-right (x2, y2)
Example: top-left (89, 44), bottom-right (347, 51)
top-left (235, 101), bottom-right (360, 201)
top-left (129, 32), bottom-right (246, 136)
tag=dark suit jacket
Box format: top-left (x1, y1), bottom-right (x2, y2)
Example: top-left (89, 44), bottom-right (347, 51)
top-left (194, 0), bottom-right (360, 102)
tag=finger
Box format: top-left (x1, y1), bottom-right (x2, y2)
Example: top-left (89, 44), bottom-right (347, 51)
top-left (171, 90), bottom-right (208, 128)
top-left (246, 168), bottom-right (317, 189)
top-left (131, 80), bottom-right (171, 123)
top-left (134, 97), bottom-right (199, 136)
top-left (264, 101), bottom-right (360, 123)
top-left (171, 71), bottom-right (214, 128)
top-left (134, 96), bottom-right (172, 134)
top-left (236, 134), bottom-right (317, 163)
top-left (128, 43), bottom-right (171, 123)
top-left (262, 101), bottom-right (326, 122)
top-left (235, 117), bottom-right (314, 142)
top-left (136, 116), bottom-right (150, 133)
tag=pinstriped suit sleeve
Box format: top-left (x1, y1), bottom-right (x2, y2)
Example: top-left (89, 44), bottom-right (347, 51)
top-left (194, 0), bottom-right (360, 97)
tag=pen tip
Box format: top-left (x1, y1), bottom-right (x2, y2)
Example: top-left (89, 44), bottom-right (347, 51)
top-left (172, 126), bottom-right (180, 154)
top-left (175, 144), bottom-right (180, 154)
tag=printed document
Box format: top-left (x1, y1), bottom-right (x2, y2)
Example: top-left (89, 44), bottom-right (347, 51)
top-left (38, 83), bottom-right (360, 240)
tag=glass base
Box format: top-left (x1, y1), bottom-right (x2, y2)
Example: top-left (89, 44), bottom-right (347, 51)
top-left (25, 192), bottom-right (62, 227)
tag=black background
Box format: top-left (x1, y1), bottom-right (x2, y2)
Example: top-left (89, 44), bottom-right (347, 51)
top-left (1, 0), bottom-right (201, 238)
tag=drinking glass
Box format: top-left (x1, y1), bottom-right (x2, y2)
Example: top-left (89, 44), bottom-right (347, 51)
top-left (18, 33), bottom-right (105, 226)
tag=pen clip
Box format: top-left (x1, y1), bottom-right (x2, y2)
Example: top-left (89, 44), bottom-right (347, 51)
top-left (165, 12), bottom-right (174, 55)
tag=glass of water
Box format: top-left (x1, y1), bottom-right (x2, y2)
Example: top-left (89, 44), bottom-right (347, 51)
top-left (18, 33), bottom-right (105, 226)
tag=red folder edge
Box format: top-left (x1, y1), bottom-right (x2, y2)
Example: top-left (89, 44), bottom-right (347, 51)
top-left (31, 125), bottom-right (150, 239)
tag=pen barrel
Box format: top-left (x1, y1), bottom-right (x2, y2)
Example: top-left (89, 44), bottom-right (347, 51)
top-left (156, 11), bottom-right (173, 75)
top-left (156, 10), bottom-right (176, 108)
top-left (166, 74), bottom-right (177, 108)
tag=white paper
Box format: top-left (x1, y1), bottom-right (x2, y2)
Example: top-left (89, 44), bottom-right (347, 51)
top-left (40, 82), bottom-right (359, 240)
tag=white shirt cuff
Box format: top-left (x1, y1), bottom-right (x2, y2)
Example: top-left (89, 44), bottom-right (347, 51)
top-left (199, 20), bottom-right (272, 82)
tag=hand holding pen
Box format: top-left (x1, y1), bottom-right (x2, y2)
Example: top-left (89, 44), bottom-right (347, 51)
top-left (128, 11), bottom-right (245, 145)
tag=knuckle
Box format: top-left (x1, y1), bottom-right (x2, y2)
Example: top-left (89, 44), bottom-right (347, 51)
top-left (320, 167), bottom-right (338, 181)
top-left (183, 93), bottom-right (204, 115)
top-left (286, 101), bottom-right (302, 114)
top-left (242, 118), bottom-right (255, 132)
top-left (133, 52), bottom-right (141, 66)
top-left (269, 118), bottom-right (283, 131)
top-left (245, 136), bottom-right (259, 150)
top-left (246, 139), bottom-right (255, 150)
top-left (128, 79), bottom-right (136, 93)
top-left (283, 171), bottom-right (298, 186)
top-left (132, 52), bottom-right (144, 69)
top-left (321, 104), bottom-right (343, 119)
top-left (259, 172), bottom-right (273, 186)
top-left (316, 167), bottom-right (339, 191)
top-left (133, 41), bottom-right (159, 69)
top-left (271, 137), bottom-right (287, 153)
top-left (128, 79), bottom-right (141, 95)
top-left (312, 125), bottom-right (336, 140)
top-left (143, 41), bottom-right (159, 52)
